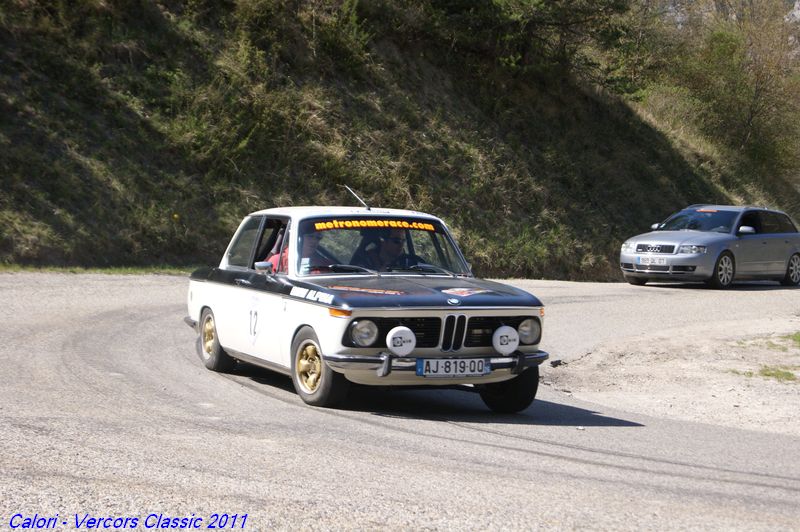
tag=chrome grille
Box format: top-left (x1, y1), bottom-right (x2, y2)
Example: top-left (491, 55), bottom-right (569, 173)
top-left (441, 315), bottom-right (467, 352)
top-left (636, 244), bottom-right (675, 254)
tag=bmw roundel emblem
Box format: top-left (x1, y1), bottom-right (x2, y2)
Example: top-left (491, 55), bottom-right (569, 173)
top-left (447, 298), bottom-right (460, 306)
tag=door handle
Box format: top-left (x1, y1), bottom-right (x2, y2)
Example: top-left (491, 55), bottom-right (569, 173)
top-left (235, 278), bottom-right (252, 286)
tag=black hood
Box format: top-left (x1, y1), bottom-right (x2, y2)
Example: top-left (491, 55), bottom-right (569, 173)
top-left (301, 275), bottom-right (543, 308)
top-left (192, 268), bottom-right (543, 309)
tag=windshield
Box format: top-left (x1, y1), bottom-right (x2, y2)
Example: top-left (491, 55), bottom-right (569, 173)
top-left (657, 209), bottom-right (738, 233)
top-left (293, 217), bottom-right (471, 276)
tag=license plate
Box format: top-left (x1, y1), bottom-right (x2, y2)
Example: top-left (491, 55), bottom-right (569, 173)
top-left (416, 358), bottom-right (490, 378)
top-left (638, 256), bottom-right (667, 265)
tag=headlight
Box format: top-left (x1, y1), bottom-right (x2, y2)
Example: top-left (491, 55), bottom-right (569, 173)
top-left (517, 318), bottom-right (541, 345)
top-left (350, 320), bottom-right (379, 347)
top-left (620, 241), bottom-right (635, 253)
top-left (678, 245), bottom-right (707, 254)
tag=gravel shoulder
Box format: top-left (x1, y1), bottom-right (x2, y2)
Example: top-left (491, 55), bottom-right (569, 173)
top-left (546, 324), bottom-right (800, 436)
top-left (507, 279), bottom-right (800, 437)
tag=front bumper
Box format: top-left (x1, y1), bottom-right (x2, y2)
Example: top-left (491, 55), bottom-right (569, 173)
top-left (619, 251), bottom-right (715, 280)
top-left (323, 350), bottom-right (549, 385)
top-left (183, 316), bottom-right (198, 332)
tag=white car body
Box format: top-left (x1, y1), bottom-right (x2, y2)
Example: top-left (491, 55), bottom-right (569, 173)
top-left (186, 206), bottom-right (548, 411)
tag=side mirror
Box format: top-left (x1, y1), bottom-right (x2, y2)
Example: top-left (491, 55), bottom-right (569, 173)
top-left (254, 261), bottom-right (274, 274)
top-left (737, 226), bottom-right (756, 235)
top-left (650, 223), bottom-right (660, 230)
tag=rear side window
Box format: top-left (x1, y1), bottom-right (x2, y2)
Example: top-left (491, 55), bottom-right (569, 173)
top-left (770, 212), bottom-right (798, 233)
top-left (227, 216), bottom-right (263, 268)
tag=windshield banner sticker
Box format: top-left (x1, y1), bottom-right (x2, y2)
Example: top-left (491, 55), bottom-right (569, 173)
top-left (313, 219), bottom-right (435, 232)
top-left (441, 288), bottom-right (491, 297)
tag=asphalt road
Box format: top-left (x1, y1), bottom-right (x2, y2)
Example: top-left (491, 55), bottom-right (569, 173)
top-left (1, 273), bottom-right (798, 530)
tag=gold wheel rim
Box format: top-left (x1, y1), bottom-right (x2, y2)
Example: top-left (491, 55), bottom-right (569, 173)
top-left (202, 315), bottom-right (216, 359)
top-left (296, 342), bottom-right (322, 394)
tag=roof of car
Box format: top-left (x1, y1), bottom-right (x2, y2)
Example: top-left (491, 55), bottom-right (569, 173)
top-left (684, 204), bottom-right (779, 213)
top-left (248, 206), bottom-right (441, 220)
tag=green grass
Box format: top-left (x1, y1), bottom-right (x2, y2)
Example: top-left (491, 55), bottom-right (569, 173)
top-left (730, 366), bottom-right (799, 382)
top-left (758, 366), bottom-right (798, 383)
top-left (765, 341), bottom-right (789, 353)
top-left (783, 332), bottom-right (800, 349)
top-left (1, 1), bottom-right (798, 278)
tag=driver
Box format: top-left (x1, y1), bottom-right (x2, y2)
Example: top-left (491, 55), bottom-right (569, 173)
top-left (299, 231), bottom-right (334, 273)
top-left (361, 228), bottom-right (406, 271)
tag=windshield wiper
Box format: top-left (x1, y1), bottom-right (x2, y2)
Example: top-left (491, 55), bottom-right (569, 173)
top-left (317, 264), bottom-right (378, 274)
top-left (388, 264), bottom-right (457, 276)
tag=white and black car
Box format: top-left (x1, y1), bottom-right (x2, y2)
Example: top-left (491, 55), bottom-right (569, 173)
top-left (185, 207), bottom-right (548, 412)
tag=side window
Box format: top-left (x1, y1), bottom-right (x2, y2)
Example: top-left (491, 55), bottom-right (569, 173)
top-left (227, 216), bottom-right (263, 268)
top-left (275, 224), bottom-right (291, 274)
top-left (254, 218), bottom-right (287, 263)
top-left (256, 219), bottom-right (290, 273)
top-left (739, 212), bottom-right (761, 233)
top-left (766, 212), bottom-right (797, 233)
top-left (760, 212), bottom-right (782, 234)
top-left (774, 213), bottom-right (798, 234)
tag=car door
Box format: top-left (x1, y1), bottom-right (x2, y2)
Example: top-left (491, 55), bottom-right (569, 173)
top-left (213, 215), bottom-right (264, 352)
top-left (225, 218), bottom-right (290, 361)
top-left (244, 219), bottom-right (291, 364)
top-left (761, 211), bottom-right (797, 275)
top-left (734, 211), bottom-right (767, 275)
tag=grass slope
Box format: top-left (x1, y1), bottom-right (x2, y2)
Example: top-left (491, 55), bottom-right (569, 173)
top-left (1, 1), bottom-right (798, 279)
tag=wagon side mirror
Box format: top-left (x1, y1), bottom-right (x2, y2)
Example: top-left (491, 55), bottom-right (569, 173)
top-left (737, 226), bottom-right (756, 235)
top-left (650, 223), bottom-right (660, 230)
top-left (255, 261), bottom-right (274, 274)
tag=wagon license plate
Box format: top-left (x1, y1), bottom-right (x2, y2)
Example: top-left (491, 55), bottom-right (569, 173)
top-left (638, 256), bottom-right (667, 266)
top-left (416, 358), bottom-right (491, 378)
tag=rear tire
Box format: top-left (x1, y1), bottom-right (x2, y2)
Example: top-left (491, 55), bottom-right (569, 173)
top-left (479, 367), bottom-right (540, 413)
top-left (706, 252), bottom-right (735, 289)
top-left (199, 308), bottom-right (236, 372)
top-left (781, 253), bottom-right (800, 286)
top-left (291, 326), bottom-right (349, 407)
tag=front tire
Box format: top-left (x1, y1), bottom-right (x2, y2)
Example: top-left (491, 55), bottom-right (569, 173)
top-left (479, 367), bottom-right (540, 413)
top-left (291, 326), bottom-right (349, 407)
top-left (781, 253), bottom-right (800, 286)
top-left (707, 252), bottom-right (735, 289)
top-left (199, 308), bottom-right (236, 372)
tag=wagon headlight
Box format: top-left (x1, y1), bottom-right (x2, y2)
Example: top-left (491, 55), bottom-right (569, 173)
top-left (517, 318), bottom-right (541, 345)
top-left (621, 241), bottom-right (635, 253)
top-left (350, 320), bottom-right (379, 347)
top-left (678, 245), bottom-right (707, 254)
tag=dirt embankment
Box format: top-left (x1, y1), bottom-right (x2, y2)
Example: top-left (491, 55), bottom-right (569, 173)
top-left (546, 324), bottom-right (800, 436)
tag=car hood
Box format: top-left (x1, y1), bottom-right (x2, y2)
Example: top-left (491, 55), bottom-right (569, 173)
top-left (628, 230), bottom-right (731, 246)
top-left (298, 275), bottom-right (543, 309)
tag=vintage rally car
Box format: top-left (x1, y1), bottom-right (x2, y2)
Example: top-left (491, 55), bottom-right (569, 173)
top-left (185, 206), bottom-right (548, 412)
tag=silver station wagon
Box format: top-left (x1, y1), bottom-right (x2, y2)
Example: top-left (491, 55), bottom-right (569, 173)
top-left (186, 206), bottom-right (548, 412)
top-left (620, 205), bottom-right (800, 288)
